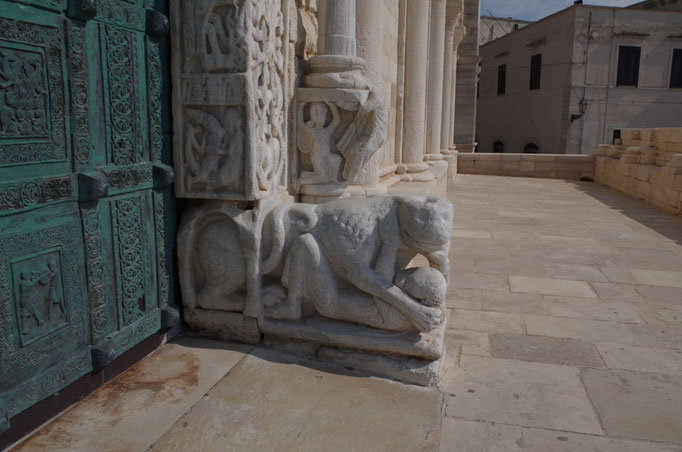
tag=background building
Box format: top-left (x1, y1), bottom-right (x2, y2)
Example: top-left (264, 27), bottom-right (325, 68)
top-left (479, 15), bottom-right (533, 45)
top-left (476, 3), bottom-right (682, 155)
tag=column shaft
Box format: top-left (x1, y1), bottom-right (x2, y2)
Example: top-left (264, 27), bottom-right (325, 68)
top-left (317, 0), bottom-right (357, 56)
top-left (401, 0), bottom-right (430, 170)
top-left (425, 0), bottom-right (447, 159)
top-left (440, 29), bottom-right (455, 151)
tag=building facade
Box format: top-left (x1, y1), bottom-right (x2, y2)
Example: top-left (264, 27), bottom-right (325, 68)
top-left (477, 4), bottom-right (682, 155)
top-left (479, 15), bottom-right (533, 46)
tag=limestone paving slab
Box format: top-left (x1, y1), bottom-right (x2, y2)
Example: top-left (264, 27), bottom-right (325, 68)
top-left (448, 309), bottom-right (525, 334)
top-left (11, 338), bottom-right (253, 452)
top-left (149, 349), bottom-right (443, 452)
top-left (590, 282), bottom-right (645, 302)
top-left (522, 428), bottom-right (682, 452)
top-left (450, 271), bottom-right (510, 291)
top-left (440, 418), bottom-right (523, 452)
top-left (480, 290), bottom-right (547, 315)
top-left (509, 276), bottom-right (596, 299)
top-left (597, 342), bottom-right (682, 375)
top-left (445, 288), bottom-right (483, 310)
top-left (445, 329), bottom-right (491, 357)
top-left (581, 368), bottom-right (682, 444)
top-left (490, 334), bottom-right (604, 367)
top-left (443, 355), bottom-right (603, 434)
top-left (524, 315), bottom-right (636, 345)
top-left (541, 296), bottom-right (644, 324)
top-left (545, 263), bottom-right (608, 282)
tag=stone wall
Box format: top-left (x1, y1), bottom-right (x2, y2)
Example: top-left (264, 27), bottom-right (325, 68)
top-left (458, 153), bottom-right (595, 180)
top-left (594, 128), bottom-right (682, 214)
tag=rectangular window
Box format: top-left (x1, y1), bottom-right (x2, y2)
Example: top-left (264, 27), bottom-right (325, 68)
top-left (671, 48), bottom-right (682, 88)
top-left (617, 46), bottom-right (641, 87)
top-left (529, 53), bottom-right (542, 90)
top-left (497, 64), bottom-right (507, 95)
top-left (613, 129), bottom-right (621, 144)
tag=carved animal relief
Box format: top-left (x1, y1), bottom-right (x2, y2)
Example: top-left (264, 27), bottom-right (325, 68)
top-left (179, 195), bottom-right (453, 334)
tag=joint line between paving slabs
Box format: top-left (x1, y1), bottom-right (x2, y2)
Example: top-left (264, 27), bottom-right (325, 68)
top-left (145, 345), bottom-right (255, 451)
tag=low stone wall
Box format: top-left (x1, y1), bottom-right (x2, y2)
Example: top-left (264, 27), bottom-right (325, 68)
top-left (457, 153), bottom-right (595, 180)
top-left (594, 128), bottom-right (682, 214)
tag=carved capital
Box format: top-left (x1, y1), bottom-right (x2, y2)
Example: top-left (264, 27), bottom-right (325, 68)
top-left (146, 9), bottom-right (170, 37)
top-left (66, 0), bottom-right (97, 22)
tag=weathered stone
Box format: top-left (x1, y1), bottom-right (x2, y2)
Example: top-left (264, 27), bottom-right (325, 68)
top-left (11, 338), bottom-right (252, 452)
top-left (523, 428), bottom-right (682, 452)
top-left (581, 368), bottom-right (682, 443)
top-left (490, 333), bottom-right (604, 367)
top-left (443, 355), bottom-right (603, 434)
top-left (597, 342), bottom-right (682, 375)
top-left (183, 308), bottom-right (262, 344)
top-left (440, 418), bottom-right (523, 452)
top-left (148, 350), bottom-right (443, 451)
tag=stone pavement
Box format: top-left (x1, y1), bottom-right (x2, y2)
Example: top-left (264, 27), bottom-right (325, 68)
top-left (10, 175), bottom-right (682, 452)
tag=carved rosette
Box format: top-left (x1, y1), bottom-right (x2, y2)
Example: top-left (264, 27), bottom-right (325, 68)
top-left (171, 0), bottom-right (287, 201)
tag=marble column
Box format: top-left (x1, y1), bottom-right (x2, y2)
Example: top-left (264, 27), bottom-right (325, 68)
top-left (441, 22), bottom-right (465, 152)
top-left (356, 0), bottom-right (387, 173)
top-left (401, 0), bottom-right (430, 174)
top-left (425, 0), bottom-right (446, 161)
top-left (448, 60), bottom-right (458, 149)
top-left (317, 0), bottom-right (356, 56)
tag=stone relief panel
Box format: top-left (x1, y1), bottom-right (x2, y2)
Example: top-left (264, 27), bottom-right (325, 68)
top-left (0, 46), bottom-right (49, 139)
top-left (0, 214), bottom-right (90, 418)
top-left (101, 24), bottom-right (145, 165)
top-left (11, 250), bottom-right (68, 347)
top-left (182, 107), bottom-right (244, 192)
top-left (0, 176), bottom-right (74, 213)
top-left (111, 195), bottom-right (152, 327)
top-left (0, 17), bottom-right (67, 166)
top-left (171, 0), bottom-right (288, 200)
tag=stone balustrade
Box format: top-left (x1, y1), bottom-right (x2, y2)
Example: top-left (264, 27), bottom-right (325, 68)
top-left (457, 153), bottom-right (595, 180)
top-left (594, 128), bottom-right (682, 214)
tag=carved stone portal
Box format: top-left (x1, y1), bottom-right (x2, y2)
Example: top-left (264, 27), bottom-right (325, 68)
top-left (172, 0), bottom-right (453, 386)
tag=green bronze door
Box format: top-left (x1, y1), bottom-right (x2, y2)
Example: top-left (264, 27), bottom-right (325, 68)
top-left (0, 0), bottom-right (175, 431)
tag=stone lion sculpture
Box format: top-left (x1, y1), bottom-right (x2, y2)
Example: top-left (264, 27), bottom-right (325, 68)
top-left (259, 195), bottom-right (452, 332)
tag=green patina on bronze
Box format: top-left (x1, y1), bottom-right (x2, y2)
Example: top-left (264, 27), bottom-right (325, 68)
top-left (0, 0), bottom-right (175, 430)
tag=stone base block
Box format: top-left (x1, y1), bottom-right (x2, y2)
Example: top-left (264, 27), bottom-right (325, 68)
top-left (389, 164), bottom-right (448, 196)
top-left (184, 308), bottom-right (261, 345)
top-left (259, 316), bottom-right (445, 360)
top-left (263, 335), bottom-right (445, 387)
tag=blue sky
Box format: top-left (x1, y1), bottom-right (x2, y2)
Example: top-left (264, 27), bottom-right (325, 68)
top-left (482, 0), bottom-right (637, 21)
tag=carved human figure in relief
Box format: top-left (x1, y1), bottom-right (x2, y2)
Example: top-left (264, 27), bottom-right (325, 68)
top-left (18, 269), bottom-right (44, 333)
top-left (40, 259), bottom-right (64, 320)
top-left (297, 101), bottom-right (342, 184)
top-left (260, 195), bottom-right (453, 332)
top-left (184, 108), bottom-right (243, 190)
